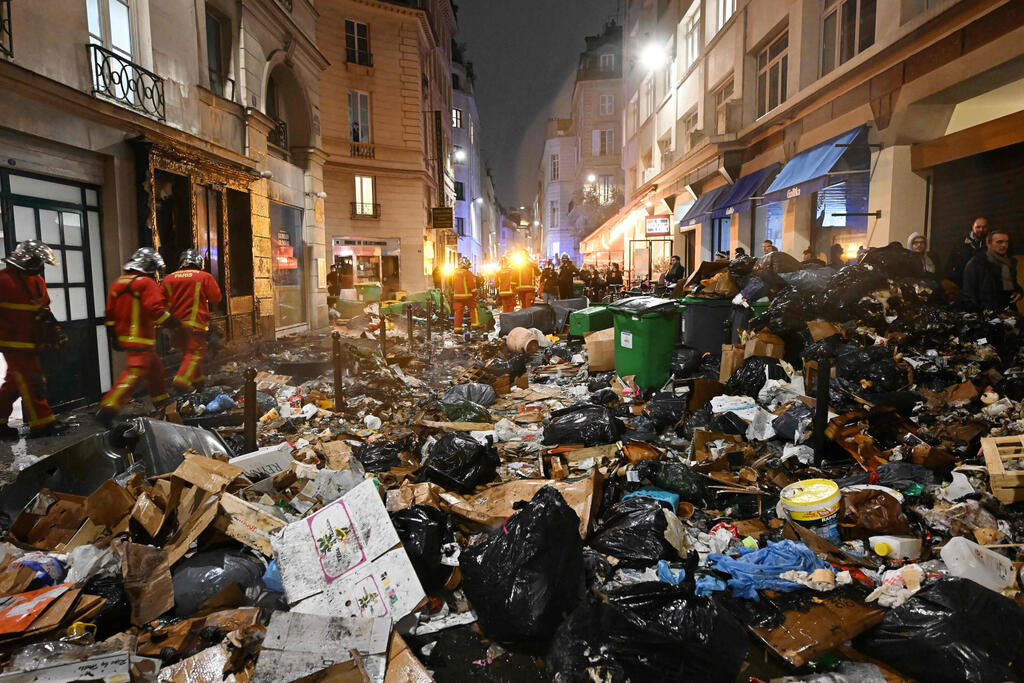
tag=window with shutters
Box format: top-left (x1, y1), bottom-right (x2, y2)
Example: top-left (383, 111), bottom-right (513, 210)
top-left (600, 94), bottom-right (614, 116)
top-left (599, 53), bottom-right (615, 71)
top-left (820, 0), bottom-right (876, 76)
top-left (599, 129), bottom-right (614, 156)
top-left (597, 175), bottom-right (615, 204)
top-left (345, 19), bottom-right (372, 66)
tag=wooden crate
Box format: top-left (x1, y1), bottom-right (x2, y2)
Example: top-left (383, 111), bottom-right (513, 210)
top-left (981, 435), bottom-right (1024, 504)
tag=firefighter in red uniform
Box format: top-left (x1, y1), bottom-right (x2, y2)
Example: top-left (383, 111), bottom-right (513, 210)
top-left (0, 241), bottom-right (62, 439)
top-left (163, 249), bottom-right (223, 392)
top-left (97, 248), bottom-right (177, 427)
top-left (496, 256), bottom-right (518, 313)
top-left (515, 252), bottom-right (540, 309)
top-left (452, 257), bottom-right (479, 334)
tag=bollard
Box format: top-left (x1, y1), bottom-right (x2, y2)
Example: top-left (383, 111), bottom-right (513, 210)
top-left (426, 298), bottom-right (433, 341)
top-left (332, 330), bottom-right (343, 411)
top-left (813, 354), bottom-right (832, 462)
top-left (379, 310), bottom-right (387, 360)
top-left (407, 304), bottom-right (415, 351)
top-left (243, 367), bottom-right (257, 453)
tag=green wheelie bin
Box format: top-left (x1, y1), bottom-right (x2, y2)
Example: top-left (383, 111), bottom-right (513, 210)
top-left (607, 296), bottom-right (681, 389)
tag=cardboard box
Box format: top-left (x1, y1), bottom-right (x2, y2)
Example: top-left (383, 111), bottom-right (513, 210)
top-left (744, 331), bottom-right (785, 359)
top-left (229, 443), bottom-right (296, 480)
top-left (719, 344), bottom-right (746, 383)
top-left (272, 479), bottom-right (426, 622)
top-left (215, 493), bottom-right (287, 556)
top-left (584, 328), bottom-right (615, 372)
top-left (7, 491), bottom-right (99, 552)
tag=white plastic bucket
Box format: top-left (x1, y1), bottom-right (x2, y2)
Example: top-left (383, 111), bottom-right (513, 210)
top-left (780, 478), bottom-right (841, 544)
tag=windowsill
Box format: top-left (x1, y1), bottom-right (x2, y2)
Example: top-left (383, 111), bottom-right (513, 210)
top-left (267, 143), bottom-right (290, 161)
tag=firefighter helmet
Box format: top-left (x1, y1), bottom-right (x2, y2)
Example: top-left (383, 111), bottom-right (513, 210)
top-left (179, 249), bottom-right (204, 269)
top-left (5, 240), bottom-right (56, 275)
top-left (459, 256), bottom-right (471, 269)
top-left (125, 247), bottom-right (165, 275)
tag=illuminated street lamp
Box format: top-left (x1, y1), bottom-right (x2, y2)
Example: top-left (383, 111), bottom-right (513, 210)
top-left (639, 43), bottom-right (667, 71)
top-left (454, 149), bottom-right (467, 162)
top-left (586, 173), bottom-right (597, 183)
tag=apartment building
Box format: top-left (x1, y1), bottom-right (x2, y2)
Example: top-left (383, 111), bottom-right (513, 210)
top-left (536, 21), bottom-right (625, 264)
top-left (319, 0), bottom-right (457, 298)
top-left (0, 0), bottom-right (326, 409)
top-left (451, 42), bottom-right (490, 266)
top-left (585, 0), bottom-right (1024, 282)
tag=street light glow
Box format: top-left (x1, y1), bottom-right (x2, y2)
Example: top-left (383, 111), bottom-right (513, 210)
top-left (639, 43), bottom-right (667, 71)
top-left (454, 149), bottom-right (467, 162)
top-left (532, 220), bottom-right (540, 227)
top-left (586, 174), bottom-right (596, 183)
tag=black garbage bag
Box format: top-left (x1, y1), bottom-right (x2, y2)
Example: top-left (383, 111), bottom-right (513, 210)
top-left (171, 549), bottom-right (265, 618)
top-left (420, 432), bottom-right (499, 493)
top-left (728, 256), bottom-right (758, 290)
top-left (725, 356), bottom-right (788, 397)
top-left (780, 267), bottom-right (836, 294)
top-left (633, 460), bottom-right (707, 503)
top-left (459, 486), bottom-right (584, 643)
top-left (440, 400), bottom-right (491, 423)
top-left (82, 574), bottom-right (131, 640)
top-left (708, 410), bottom-right (750, 436)
top-left (772, 402), bottom-right (814, 442)
top-left (671, 346), bottom-right (702, 378)
top-left (695, 351), bottom-right (723, 380)
top-left (353, 440), bottom-right (403, 472)
top-left (507, 353), bottom-right (529, 380)
top-left (627, 416), bottom-right (660, 443)
top-left (588, 373), bottom-right (613, 391)
top-left (589, 496), bottom-right (679, 567)
top-left (392, 505), bottom-right (456, 592)
top-left (749, 287), bottom-right (813, 338)
top-left (442, 382), bottom-right (496, 407)
top-left (819, 264), bottom-right (889, 321)
top-left (588, 387), bottom-right (619, 406)
top-left (858, 578), bottom-right (1024, 683)
top-left (836, 347), bottom-right (908, 395)
top-left (543, 404), bottom-right (625, 446)
top-left (739, 277), bottom-right (771, 301)
top-left (643, 395), bottom-right (687, 430)
top-left (545, 581), bottom-right (748, 683)
top-left (859, 243), bottom-right (926, 278)
top-left (677, 404), bottom-right (712, 440)
top-left (837, 461), bottom-right (937, 489)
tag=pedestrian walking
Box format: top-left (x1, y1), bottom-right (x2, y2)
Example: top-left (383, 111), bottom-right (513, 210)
top-left (557, 254), bottom-right (577, 300)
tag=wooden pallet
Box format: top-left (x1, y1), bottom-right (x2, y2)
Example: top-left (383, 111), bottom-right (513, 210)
top-left (451, 364), bottom-right (486, 385)
top-left (981, 435), bottom-right (1024, 504)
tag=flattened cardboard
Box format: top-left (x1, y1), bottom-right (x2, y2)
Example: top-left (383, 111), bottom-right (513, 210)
top-left (131, 492), bottom-right (166, 538)
top-left (122, 543), bottom-right (174, 626)
top-left (689, 379), bottom-right (726, 412)
top-left (384, 634), bottom-right (432, 683)
top-left (807, 320), bottom-right (842, 341)
top-left (750, 594), bottom-right (884, 667)
top-left (173, 453), bottom-right (244, 493)
top-left (0, 650), bottom-right (130, 681)
top-left (272, 480), bottom-right (425, 622)
top-left (252, 612), bottom-right (389, 683)
top-left (84, 480), bottom-right (136, 528)
top-left (744, 331), bottom-right (785, 360)
top-left (164, 494), bottom-right (220, 566)
top-left (214, 493), bottom-right (286, 556)
top-left (0, 584), bottom-right (73, 635)
top-left (9, 491), bottom-right (89, 552)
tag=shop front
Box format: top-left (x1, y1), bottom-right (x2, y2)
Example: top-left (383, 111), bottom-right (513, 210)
top-left (331, 237), bottom-right (401, 300)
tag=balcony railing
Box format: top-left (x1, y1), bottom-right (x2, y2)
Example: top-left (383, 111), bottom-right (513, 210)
top-left (209, 69), bottom-right (235, 101)
top-left (1, 0), bottom-right (12, 58)
top-left (88, 43), bottom-right (165, 120)
top-left (349, 142), bottom-right (375, 159)
top-left (351, 202), bottom-right (381, 219)
top-left (346, 50), bottom-right (373, 67)
top-left (268, 120), bottom-right (288, 148)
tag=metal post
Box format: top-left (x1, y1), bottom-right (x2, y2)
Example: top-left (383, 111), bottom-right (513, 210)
top-left (379, 310), bottom-right (387, 360)
top-left (426, 298), bottom-right (433, 341)
top-left (243, 367), bottom-right (257, 453)
top-left (332, 331), bottom-right (343, 412)
top-left (813, 355), bottom-right (832, 462)
top-left (407, 304), bottom-right (415, 351)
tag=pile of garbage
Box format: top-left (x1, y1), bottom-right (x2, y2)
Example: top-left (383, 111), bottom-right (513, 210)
top-left (2, 274), bottom-right (1024, 682)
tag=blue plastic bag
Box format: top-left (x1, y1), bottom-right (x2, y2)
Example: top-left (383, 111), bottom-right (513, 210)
top-left (706, 540), bottom-right (830, 600)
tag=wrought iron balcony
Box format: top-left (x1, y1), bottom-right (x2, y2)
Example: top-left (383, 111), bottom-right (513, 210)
top-left (346, 50), bottom-right (373, 67)
top-left (351, 202), bottom-right (381, 219)
top-left (268, 120), bottom-right (288, 148)
top-left (88, 43), bottom-right (165, 120)
top-left (349, 142), bottom-right (375, 159)
top-left (1, 0), bottom-right (12, 59)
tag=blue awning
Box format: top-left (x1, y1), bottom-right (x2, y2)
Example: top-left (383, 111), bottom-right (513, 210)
top-left (678, 185), bottom-right (729, 229)
top-left (761, 126), bottom-right (867, 204)
top-left (710, 164), bottom-right (780, 219)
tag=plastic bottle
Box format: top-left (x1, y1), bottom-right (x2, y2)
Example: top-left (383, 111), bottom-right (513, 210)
top-left (939, 536), bottom-right (1015, 592)
top-left (868, 535), bottom-right (922, 561)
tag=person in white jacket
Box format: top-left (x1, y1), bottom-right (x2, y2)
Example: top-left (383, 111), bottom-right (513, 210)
top-left (907, 232), bottom-right (936, 274)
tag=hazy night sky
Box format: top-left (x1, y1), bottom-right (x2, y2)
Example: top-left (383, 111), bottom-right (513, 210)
top-left (457, 0), bottom-right (620, 208)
